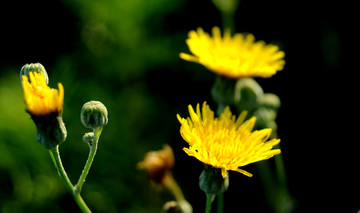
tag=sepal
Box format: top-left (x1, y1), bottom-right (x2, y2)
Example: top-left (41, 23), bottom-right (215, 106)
top-left (31, 113), bottom-right (67, 149)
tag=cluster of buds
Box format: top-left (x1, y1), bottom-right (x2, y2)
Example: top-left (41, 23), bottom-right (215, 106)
top-left (212, 76), bottom-right (280, 135)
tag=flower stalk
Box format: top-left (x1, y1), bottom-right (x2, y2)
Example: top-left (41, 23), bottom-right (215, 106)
top-left (75, 127), bottom-right (103, 194)
top-left (138, 145), bottom-right (192, 213)
top-left (162, 173), bottom-right (193, 213)
top-left (20, 63), bottom-right (110, 213)
top-left (49, 146), bottom-right (91, 213)
top-left (205, 194), bottom-right (215, 213)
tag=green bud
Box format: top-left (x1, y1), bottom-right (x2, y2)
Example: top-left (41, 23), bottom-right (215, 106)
top-left (80, 101), bottom-right (108, 129)
top-left (162, 201), bottom-right (181, 213)
top-left (31, 113), bottom-right (67, 149)
top-left (82, 132), bottom-right (94, 146)
top-left (234, 78), bottom-right (264, 112)
top-left (20, 63), bottom-right (49, 85)
top-left (254, 93), bottom-right (281, 135)
top-left (261, 93), bottom-right (281, 109)
top-left (211, 75), bottom-right (237, 115)
top-left (162, 201), bottom-right (193, 213)
top-left (199, 165), bottom-right (229, 196)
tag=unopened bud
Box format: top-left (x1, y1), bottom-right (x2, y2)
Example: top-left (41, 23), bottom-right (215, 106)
top-left (162, 201), bottom-right (182, 213)
top-left (80, 101), bottom-right (108, 129)
top-left (211, 76), bottom-right (237, 114)
top-left (137, 144), bottom-right (174, 183)
top-left (82, 132), bottom-right (95, 145)
top-left (234, 77), bottom-right (264, 112)
top-left (20, 63), bottom-right (49, 86)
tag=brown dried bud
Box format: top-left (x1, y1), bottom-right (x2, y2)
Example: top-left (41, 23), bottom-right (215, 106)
top-left (137, 144), bottom-right (174, 183)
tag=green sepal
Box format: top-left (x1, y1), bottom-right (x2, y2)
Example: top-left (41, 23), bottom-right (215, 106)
top-left (20, 63), bottom-right (49, 85)
top-left (199, 165), bottom-right (229, 196)
top-left (31, 113), bottom-right (67, 149)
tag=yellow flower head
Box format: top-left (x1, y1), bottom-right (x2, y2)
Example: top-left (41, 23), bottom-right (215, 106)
top-left (22, 71), bottom-right (64, 116)
top-left (177, 102), bottom-right (281, 178)
top-left (180, 27), bottom-right (285, 78)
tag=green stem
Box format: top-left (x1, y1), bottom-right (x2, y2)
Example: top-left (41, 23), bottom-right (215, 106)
top-left (220, 9), bottom-right (235, 32)
top-left (217, 192), bottom-right (224, 213)
top-left (49, 146), bottom-right (91, 213)
top-left (274, 144), bottom-right (287, 188)
top-left (274, 144), bottom-right (293, 213)
top-left (163, 173), bottom-right (193, 213)
top-left (75, 127), bottom-right (103, 193)
top-left (205, 194), bottom-right (215, 213)
top-left (163, 173), bottom-right (185, 202)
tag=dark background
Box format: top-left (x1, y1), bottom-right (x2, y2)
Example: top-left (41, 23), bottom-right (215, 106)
top-left (0, 0), bottom-right (358, 212)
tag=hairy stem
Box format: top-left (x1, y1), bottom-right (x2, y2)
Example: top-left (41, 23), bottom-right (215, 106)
top-left (75, 127), bottom-right (102, 193)
top-left (50, 146), bottom-right (91, 213)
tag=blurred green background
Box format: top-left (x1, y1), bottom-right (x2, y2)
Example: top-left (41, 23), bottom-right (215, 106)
top-left (0, 0), bottom-right (358, 212)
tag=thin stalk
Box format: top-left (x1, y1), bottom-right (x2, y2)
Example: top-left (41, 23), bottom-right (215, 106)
top-left (217, 192), bottom-right (224, 213)
top-left (163, 173), bottom-right (185, 202)
top-left (49, 146), bottom-right (91, 213)
top-left (221, 10), bottom-right (236, 32)
top-left (75, 127), bottom-right (102, 193)
top-left (274, 144), bottom-right (293, 213)
top-left (274, 144), bottom-right (287, 188)
top-left (205, 194), bottom-right (215, 213)
top-left (163, 173), bottom-right (193, 213)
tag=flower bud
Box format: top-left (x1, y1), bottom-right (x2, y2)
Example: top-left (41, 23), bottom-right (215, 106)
top-left (261, 93), bottom-right (281, 109)
top-left (199, 165), bottom-right (229, 196)
top-left (31, 113), bottom-right (67, 149)
top-left (20, 63), bottom-right (49, 86)
top-left (254, 93), bottom-right (281, 134)
top-left (162, 201), bottom-right (182, 213)
top-left (82, 132), bottom-right (95, 145)
top-left (80, 101), bottom-right (108, 129)
top-left (234, 77), bottom-right (264, 112)
top-left (137, 144), bottom-right (174, 183)
top-left (211, 76), bottom-right (237, 115)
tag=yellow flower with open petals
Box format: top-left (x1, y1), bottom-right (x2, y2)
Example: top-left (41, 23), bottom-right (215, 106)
top-left (180, 27), bottom-right (285, 78)
top-left (177, 102), bottom-right (281, 178)
top-left (22, 71), bottom-right (64, 116)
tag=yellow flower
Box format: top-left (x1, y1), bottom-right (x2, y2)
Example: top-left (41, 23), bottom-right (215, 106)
top-left (177, 102), bottom-right (281, 178)
top-left (22, 71), bottom-right (64, 116)
top-left (180, 27), bottom-right (285, 78)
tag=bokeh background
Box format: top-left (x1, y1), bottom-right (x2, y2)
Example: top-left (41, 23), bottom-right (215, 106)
top-left (0, 0), bottom-right (358, 212)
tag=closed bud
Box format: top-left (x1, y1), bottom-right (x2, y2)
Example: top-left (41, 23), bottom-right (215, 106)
top-left (211, 76), bottom-right (237, 115)
top-left (20, 63), bottom-right (49, 86)
top-left (137, 144), bottom-right (174, 183)
top-left (82, 132), bottom-right (95, 146)
top-left (31, 113), bottom-right (67, 149)
top-left (162, 201), bottom-right (182, 213)
top-left (261, 93), bottom-right (281, 109)
top-left (234, 77), bottom-right (264, 112)
top-left (199, 165), bottom-right (229, 196)
top-left (80, 101), bottom-right (108, 129)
